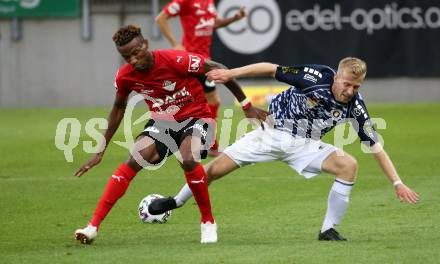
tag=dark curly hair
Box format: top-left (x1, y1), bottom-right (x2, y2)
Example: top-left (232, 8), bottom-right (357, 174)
top-left (112, 25), bottom-right (144, 46)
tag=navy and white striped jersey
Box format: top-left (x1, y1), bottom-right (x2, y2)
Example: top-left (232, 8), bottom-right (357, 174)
top-left (269, 64), bottom-right (378, 146)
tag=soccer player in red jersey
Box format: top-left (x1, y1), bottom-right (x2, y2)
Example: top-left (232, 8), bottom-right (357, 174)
top-left (156, 0), bottom-right (246, 156)
top-left (73, 25), bottom-right (267, 244)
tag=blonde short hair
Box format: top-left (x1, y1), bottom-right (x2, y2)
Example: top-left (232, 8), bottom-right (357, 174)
top-left (338, 57), bottom-right (367, 79)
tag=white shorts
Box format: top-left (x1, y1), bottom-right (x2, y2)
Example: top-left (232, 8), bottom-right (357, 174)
top-left (223, 127), bottom-right (338, 178)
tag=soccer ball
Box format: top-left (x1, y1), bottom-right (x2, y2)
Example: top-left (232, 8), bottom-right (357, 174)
top-left (138, 194), bottom-right (172, 224)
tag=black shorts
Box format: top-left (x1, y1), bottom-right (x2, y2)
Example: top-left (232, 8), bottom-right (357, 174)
top-left (137, 118), bottom-right (216, 163)
top-left (197, 75), bottom-right (216, 93)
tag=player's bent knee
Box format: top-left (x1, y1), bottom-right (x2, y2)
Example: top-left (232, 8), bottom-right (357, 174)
top-left (204, 163), bottom-right (219, 184)
top-left (205, 165), bottom-right (221, 182)
top-left (339, 156), bottom-right (358, 182)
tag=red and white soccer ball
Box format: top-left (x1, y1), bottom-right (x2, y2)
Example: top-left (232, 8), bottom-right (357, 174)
top-left (138, 194), bottom-right (172, 224)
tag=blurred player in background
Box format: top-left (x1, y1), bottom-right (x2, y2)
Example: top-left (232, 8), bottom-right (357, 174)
top-left (156, 0), bottom-right (246, 156)
top-left (149, 57), bottom-right (419, 241)
top-left (73, 25), bottom-right (267, 245)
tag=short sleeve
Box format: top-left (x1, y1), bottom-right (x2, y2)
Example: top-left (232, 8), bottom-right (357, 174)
top-left (349, 95), bottom-right (379, 146)
top-left (163, 0), bottom-right (187, 16)
top-left (275, 64), bottom-right (332, 89)
top-left (114, 69), bottom-right (130, 97)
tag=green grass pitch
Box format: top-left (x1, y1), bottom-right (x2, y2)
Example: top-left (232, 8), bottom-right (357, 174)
top-left (0, 104), bottom-right (439, 263)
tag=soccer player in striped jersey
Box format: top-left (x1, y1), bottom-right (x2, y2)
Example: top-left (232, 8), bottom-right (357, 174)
top-left (149, 57), bottom-right (419, 241)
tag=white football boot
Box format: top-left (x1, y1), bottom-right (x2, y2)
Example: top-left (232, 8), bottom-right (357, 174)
top-left (75, 225), bottom-right (98, 244)
top-left (201, 221), bottom-right (217, 244)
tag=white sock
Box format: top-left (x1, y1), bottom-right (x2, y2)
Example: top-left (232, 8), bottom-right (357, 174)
top-left (321, 178), bottom-right (354, 233)
top-left (174, 183), bottom-right (193, 207)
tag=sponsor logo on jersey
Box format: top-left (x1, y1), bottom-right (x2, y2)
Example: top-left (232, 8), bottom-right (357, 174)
top-left (195, 17), bottom-right (215, 30)
top-left (331, 109), bottom-right (342, 121)
top-left (144, 126), bottom-right (159, 133)
top-left (304, 73), bottom-right (318, 83)
top-left (188, 55), bottom-right (201, 72)
top-left (281, 66), bottom-right (300, 74)
top-left (152, 87), bottom-right (191, 108)
top-left (163, 80), bottom-right (177, 91)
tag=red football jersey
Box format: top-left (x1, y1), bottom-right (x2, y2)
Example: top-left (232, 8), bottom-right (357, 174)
top-left (114, 49), bottom-right (211, 121)
top-left (164, 0), bottom-right (217, 58)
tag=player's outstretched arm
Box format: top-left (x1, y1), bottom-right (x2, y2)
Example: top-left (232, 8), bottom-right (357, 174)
top-left (214, 7), bottom-right (246, 29)
top-left (74, 93), bottom-right (128, 177)
top-left (155, 11), bottom-right (184, 50)
top-left (207, 63), bottom-right (278, 84)
top-left (370, 143), bottom-right (419, 204)
top-left (203, 60), bottom-right (269, 122)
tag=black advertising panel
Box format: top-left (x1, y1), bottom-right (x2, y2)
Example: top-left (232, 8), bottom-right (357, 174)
top-left (211, 0), bottom-right (440, 77)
